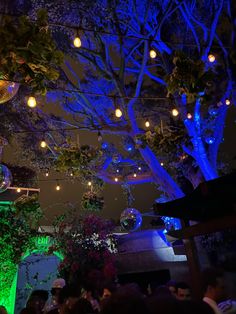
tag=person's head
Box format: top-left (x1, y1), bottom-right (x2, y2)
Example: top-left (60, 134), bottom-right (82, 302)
top-left (69, 298), bottom-right (93, 314)
top-left (27, 290), bottom-right (49, 312)
top-left (0, 306), bottom-right (7, 314)
top-left (166, 280), bottom-right (177, 297)
top-left (51, 278), bottom-right (66, 299)
top-left (101, 285), bottom-right (149, 314)
top-left (178, 300), bottom-right (215, 314)
top-left (201, 268), bottom-right (226, 302)
top-left (176, 282), bottom-right (191, 301)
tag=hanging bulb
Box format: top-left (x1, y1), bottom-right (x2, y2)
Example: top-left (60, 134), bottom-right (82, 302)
top-left (225, 99), bottom-right (231, 106)
top-left (138, 167), bottom-right (142, 171)
top-left (160, 162), bottom-right (164, 166)
top-left (149, 49), bottom-right (157, 59)
top-left (208, 54), bottom-right (216, 63)
top-left (56, 182), bottom-right (61, 191)
top-left (116, 169), bottom-right (120, 173)
top-left (27, 96), bottom-right (37, 108)
top-left (145, 119), bottom-right (150, 128)
top-left (70, 171), bottom-right (74, 177)
top-left (97, 131), bottom-right (103, 142)
top-left (171, 108), bottom-right (179, 117)
top-left (187, 113), bottom-right (192, 119)
top-left (114, 177), bottom-right (118, 182)
top-left (73, 36), bottom-right (82, 48)
top-left (45, 169), bottom-right (49, 177)
top-left (133, 173), bottom-right (137, 178)
top-left (16, 188), bottom-right (21, 193)
top-left (115, 108), bottom-right (123, 118)
top-left (40, 139), bottom-right (47, 148)
top-left (88, 181), bottom-right (92, 186)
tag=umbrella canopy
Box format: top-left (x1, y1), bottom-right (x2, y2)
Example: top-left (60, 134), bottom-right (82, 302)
top-left (153, 172), bottom-right (236, 221)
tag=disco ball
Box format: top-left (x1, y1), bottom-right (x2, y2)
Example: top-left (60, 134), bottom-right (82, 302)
top-left (120, 208), bottom-right (142, 232)
top-left (0, 164), bottom-right (12, 193)
top-left (205, 136), bottom-right (215, 145)
top-left (208, 105), bottom-right (218, 116)
top-left (112, 154), bottom-right (122, 164)
top-left (0, 76), bottom-right (20, 104)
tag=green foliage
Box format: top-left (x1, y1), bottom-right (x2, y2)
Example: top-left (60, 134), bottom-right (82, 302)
top-left (81, 191), bottom-right (104, 212)
top-left (55, 144), bottom-right (103, 181)
top-left (138, 121), bottom-right (187, 162)
top-left (0, 9), bottom-right (63, 95)
top-left (0, 195), bottom-right (42, 309)
top-left (166, 52), bottom-right (213, 103)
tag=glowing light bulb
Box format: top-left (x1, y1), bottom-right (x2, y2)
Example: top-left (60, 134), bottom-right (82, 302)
top-left (138, 167), bottom-right (142, 171)
top-left (45, 170), bottom-right (49, 177)
top-left (208, 54), bottom-right (215, 63)
top-left (27, 96), bottom-right (37, 108)
top-left (40, 140), bottom-right (47, 148)
top-left (187, 113), bottom-right (192, 119)
top-left (114, 177), bottom-right (118, 182)
top-left (225, 99), bottom-right (231, 106)
top-left (70, 172), bottom-right (74, 177)
top-left (145, 119), bottom-right (150, 128)
top-left (172, 108), bottom-right (179, 117)
top-left (73, 37), bottom-right (81, 48)
top-left (116, 169), bottom-right (119, 173)
top-left (56, 183), bottom-right (61, 191)
top-left (149, 49), bottom-right (157, 59)
top-left (97, 131), bottom-right (102, 142)
top-left (88, 181), bottom-right (92, 186)
top-left (133, 173), bottom-right (137, 178)
top-left (115, 108), bottom-right (123, 118)
top-left (161, 162), bottom-right (164, 166)
top-left (16, 188), bottom-right (21, 193)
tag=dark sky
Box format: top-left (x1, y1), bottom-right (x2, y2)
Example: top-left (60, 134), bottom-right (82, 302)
top-left (2, 104), bottom-right (236, 225)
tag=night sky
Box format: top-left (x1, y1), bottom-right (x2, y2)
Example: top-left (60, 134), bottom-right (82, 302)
top-left (2, 105), bottom-right (236, 225)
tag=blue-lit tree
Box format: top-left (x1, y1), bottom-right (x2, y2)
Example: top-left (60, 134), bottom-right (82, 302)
top-left (1, 1), bottom-right (236, 205)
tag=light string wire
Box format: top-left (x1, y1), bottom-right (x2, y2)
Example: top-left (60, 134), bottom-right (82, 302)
top-left (0, 10), bottom-right (234, 49)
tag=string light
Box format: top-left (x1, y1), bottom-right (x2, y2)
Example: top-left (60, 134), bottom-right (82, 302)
top-left (225, 99), bottom-right (231, 106)
top-left (40, 139), bottom-right (47, 148)
top-left (16, 188), bottom-right (21, 193)
top-left (73, 36), bottom-right (82, 48)
top-left (70, 171), bottom-right (74, 177)
top-left (114, 177), bottom-right (118, 182)
top-left (172, 108), bottom-right (179, 117)
top-left (27, 96), bottom-right (37, 108)
top-left (115, 108), bottom-right (123, 118)
top-left (45, 170), bottom-right (49, 177)
top-left (208, 54), bottom-right (216, 63)
top-left (116, 169), bottom-right (119, 173)
top-left (145, 119), bottom-right (150, 128)
top-left (160, 162), bottom-right (164, 166)
top-left (133, 173), bottom-right (137, 177)
top-left (187, 112), bottom-right (192, 119)
top-left (56, 182), bottom-right (61, 191)
top-left (149, 49), bottom-right (157, 59)
top-left (88, 181), bottom-right (92, 186)
top-left (97, 131), bottom-right (103, 142)
top-left (138, 167), bottom-right (142, 171)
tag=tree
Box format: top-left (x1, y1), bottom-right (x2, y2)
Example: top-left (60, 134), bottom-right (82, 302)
top-left (1, 0), bottom-right (236, 211)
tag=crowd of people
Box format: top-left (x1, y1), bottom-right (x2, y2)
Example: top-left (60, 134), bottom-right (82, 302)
top-left (1, 267), bottom-right (236, 314)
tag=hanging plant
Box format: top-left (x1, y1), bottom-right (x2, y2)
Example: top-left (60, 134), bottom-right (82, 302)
top-left (0, 9), bottom-right (64, 95)
top-left (55, 144), bottom-right (103, 180)
top-left (81, 191), bottom-right (104, 212)
top-left (166, 52), bottom-right (213, 103)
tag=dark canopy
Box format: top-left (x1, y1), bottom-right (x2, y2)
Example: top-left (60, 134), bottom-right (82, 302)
top-left (153, 172), bottom-right (236, 222)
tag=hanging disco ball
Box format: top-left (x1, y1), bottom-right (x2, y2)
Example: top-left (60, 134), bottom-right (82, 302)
top-left (0, 76), bottom-right (20, 104)
top-left (0, 164), bottom-right (12, 193)
top-left (112, 154), bottom-right (122, 164)
top-left (120, 208), bottom-right (142, 232)
top-left (205, 136), bottom-right (215, 145)
top-left (208, 105), bottom-right (218, 116)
